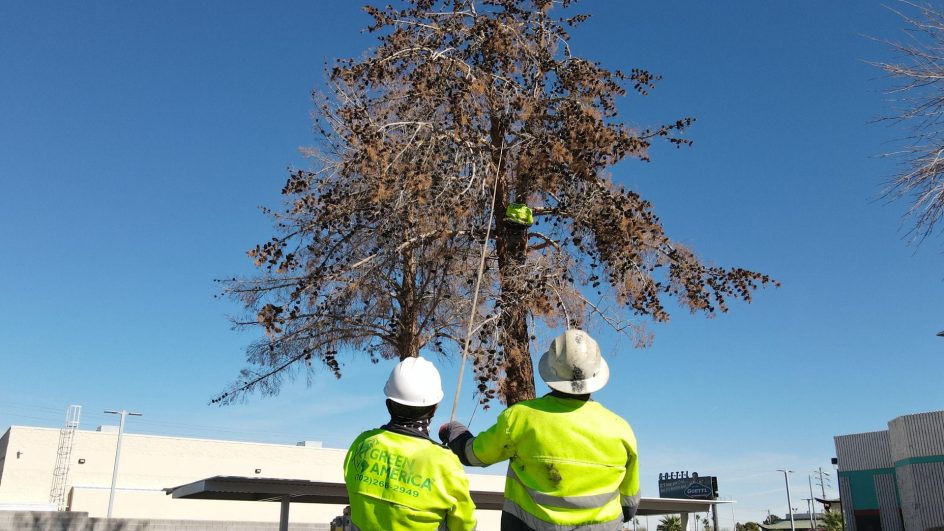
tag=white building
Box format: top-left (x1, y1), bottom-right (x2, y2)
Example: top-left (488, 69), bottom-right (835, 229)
top-left (833, 410), bottom-right (944, 531)
top-left (0, 425), bottom-right (505, 527)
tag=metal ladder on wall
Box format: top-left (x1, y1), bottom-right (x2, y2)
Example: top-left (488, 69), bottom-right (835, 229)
top-left (49, 404), bottom-right (81, 510)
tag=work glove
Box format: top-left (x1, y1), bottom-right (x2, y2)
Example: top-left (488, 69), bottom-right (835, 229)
top-left (438, 421), bottom-right (469, 445)
top-left (439, 421), bottom-right (480, 465)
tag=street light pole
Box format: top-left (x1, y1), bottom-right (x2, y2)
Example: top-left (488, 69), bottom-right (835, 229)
top-left (105, 409), bottom-right (141, 518)
top-left (777, 469), bottom-right (796, 531)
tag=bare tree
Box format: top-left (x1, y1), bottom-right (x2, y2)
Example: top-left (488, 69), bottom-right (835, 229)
top-left (213, 103), bottom-right (482, 403)
top-left (215, 0), bottom-right (776, 406)
top-left (875, 1), bottom-right (944, 240)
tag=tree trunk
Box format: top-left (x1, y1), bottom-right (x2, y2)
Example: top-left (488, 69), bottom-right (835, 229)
top-left (490, 115), bottom-right (535, 405)
top-left (396, 237), bottom-right (421, 360)
top-left (497, 220), bottom-right (535, 405)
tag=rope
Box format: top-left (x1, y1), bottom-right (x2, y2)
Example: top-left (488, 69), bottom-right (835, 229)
top-left (449, 143), bottom-right (505, 423)
top-left (467, 393), bottom-right (481, 427)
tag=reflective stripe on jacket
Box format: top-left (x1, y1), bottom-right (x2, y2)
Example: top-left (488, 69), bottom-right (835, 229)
top-left (344, 428), bottom-right (477, 531)
top-left (466, 395), bottom-right (639, 530)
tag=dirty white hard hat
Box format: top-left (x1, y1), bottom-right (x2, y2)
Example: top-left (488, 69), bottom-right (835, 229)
top-left (538, 329), bottom-right (609, 394)
top-left (383, 356), bottom-right (445, 407)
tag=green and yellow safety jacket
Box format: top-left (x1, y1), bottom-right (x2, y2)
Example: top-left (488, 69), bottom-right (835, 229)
top-left (344, 427), bottom-right (477, 531)
top-left (458, 395), bottom-right (639, 531)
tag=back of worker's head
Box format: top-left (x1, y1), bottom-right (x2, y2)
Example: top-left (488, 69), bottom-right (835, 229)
top-left (384, 356), bottom-right (444, 420)
top-left (538, 329), bottom-right (609, 395)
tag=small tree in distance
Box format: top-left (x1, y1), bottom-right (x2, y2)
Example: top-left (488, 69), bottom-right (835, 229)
top-left (215, 0), bottom-right (777, 407)
top-left (821, 511), bottom-right (844, 531)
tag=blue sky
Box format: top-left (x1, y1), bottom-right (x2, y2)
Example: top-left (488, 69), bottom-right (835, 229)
top-left (1, 1), bottom-right (942, 526)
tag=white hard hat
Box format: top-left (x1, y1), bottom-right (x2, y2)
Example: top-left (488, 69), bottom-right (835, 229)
top-left (383, 356), bottom-right (445, 407)
top-left (538, 329), bottom-right (609, 394)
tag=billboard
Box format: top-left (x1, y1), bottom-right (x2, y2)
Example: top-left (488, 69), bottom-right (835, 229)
top-left (658, 471), bottom-right (718, 500)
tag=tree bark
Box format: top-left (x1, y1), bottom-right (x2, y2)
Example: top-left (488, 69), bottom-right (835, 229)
top-left (396, 232), bottom-right (421, 360)
top-left (491, 115), bottom-right (535, 405)
top-left (496, 220), bottom-right (535, 405)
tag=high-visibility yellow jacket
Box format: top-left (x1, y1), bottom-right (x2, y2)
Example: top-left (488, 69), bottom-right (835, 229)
top-left (460, 395), bottom-right (639, 531)
top-left (344, 428), bottom-right (477, 531)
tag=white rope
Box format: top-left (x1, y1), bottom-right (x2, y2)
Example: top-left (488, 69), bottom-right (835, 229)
top-left (450, 143), bottom-right (504, 423)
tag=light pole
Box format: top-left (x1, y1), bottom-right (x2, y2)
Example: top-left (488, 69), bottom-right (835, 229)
top-left (777, 469), bottom-right (796, 531)
top-left (105, 409), bottom-right (141, 518)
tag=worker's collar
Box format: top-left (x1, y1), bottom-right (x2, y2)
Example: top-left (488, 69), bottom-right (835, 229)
top-left (382, 417), bottom-right (433, 441)
top-left (547, 390), bottom-right (591, 401)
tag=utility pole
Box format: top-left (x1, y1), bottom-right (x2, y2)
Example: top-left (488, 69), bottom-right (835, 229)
top-left (777, 469), bottom-right (796, 531)
top-left (814, 467), bottom-right (830, 498)
top-left (105, 409), bottom-right (141, 518)
top-left (808, 476), bottom-right (818, 529)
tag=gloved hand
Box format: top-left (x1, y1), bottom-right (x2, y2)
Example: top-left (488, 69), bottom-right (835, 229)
top-left (438, 421), bottom-right (470, 445)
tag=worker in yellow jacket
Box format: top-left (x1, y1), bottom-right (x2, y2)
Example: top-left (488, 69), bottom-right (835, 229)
top-left (440, 330), bottom-right (639, 531)
top-left (344, 357), bottom-right (477, 530)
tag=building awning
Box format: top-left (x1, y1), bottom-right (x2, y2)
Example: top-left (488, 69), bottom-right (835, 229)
top-left (760, 520), bottom-right (817, 530)
top-left (166, 476), bottom-right (730, 530)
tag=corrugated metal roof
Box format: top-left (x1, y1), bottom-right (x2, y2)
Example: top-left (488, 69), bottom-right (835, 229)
top-left (835, 430), bottom-right (892, 471)
top-left (889, 410), bottom-right (944, 459)
top-left (759, 519), bottom-right (816, 530)
top-left (166, 476), bottom-right (729, 515)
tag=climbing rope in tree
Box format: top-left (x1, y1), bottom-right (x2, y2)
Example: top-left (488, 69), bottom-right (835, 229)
top-left (449, 143), bottom-right (505, 423)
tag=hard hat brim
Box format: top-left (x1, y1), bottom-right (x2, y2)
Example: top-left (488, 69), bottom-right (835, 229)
top-left (385, 393), bottom-right (444, 407)
top-left (538, 353), bottom-right (610, 395)
top-left (384, 383), bottom-right (444, 407)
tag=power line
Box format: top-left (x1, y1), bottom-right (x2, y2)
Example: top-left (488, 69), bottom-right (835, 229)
top-left (0, 402), bottom-right (329, 442)
top-left (0, 412), bottom-right (66, 424)
top-left (0, 400), bottom-right (68, 413)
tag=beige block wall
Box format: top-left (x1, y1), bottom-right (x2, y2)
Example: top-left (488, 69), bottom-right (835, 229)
top-left (0, 426), bottom-right (504, 528)
top-left (0, 426), bottom-right (348, 505)
top-left (0, 427), bottom-right (61, 503)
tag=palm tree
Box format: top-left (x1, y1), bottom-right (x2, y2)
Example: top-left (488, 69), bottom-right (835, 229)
top-left (658, 515), bottom-right (684, 531)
